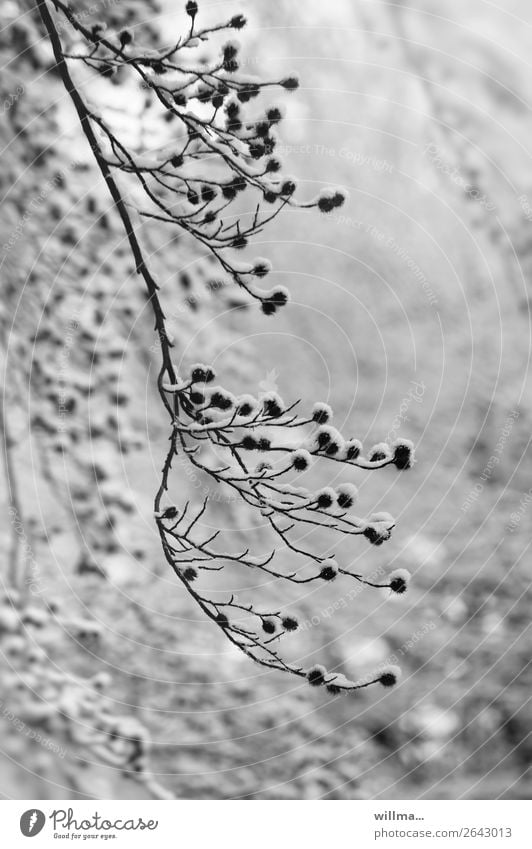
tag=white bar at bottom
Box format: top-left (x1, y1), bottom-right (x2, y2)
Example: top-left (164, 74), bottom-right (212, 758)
top-left (0, 799), bottom-right (529, 848)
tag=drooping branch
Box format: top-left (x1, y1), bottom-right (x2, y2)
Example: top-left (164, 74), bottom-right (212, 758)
top-left (36, 0), bottom-right (177, 387)
top-left (35, 0), bottom-right (415, 696)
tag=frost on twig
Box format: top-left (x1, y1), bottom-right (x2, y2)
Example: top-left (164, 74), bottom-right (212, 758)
top-left (36, 0), bottom-right (415, 695)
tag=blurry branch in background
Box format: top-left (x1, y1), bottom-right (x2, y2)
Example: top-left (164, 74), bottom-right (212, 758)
top-left (0, 398), bottom-right (23, 585)
top-left (36, 0), bottom-right (414, 695)
top-left (1, 287), bottom-right (27, 585)
top-left (386, 0), bottom-right (525, 307)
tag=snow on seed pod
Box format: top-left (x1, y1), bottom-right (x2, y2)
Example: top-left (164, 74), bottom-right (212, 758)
top-left (236, 394), bottom-right (257, 417)
top-left (267, 106), bottom-right (284, 124)
top-left (222, 40), bottom-right (240, 63)
top-left (280, 177), bottom-right (297, 196)
top-left (263, 286), bottom-right (289, 309)
top-left (369, 442), bottom-right (392, 463)
top-left (378, 665), bottom-right (402, 688)
top-left (261, 391), bottom-right (285, 418)
top-left (249, 142), bottom-right (268, 159)
top-left (344, 438), bottom-right (363, 461)
top-left (317, 187), bottom-right (347, 213)
top-left (281, 615), bottom-right (299, 631)
top-left (388, 568), bottom-right (411, 596)
top-left (391, 437), bottom-right (415, 470)
top-left (292, 448), bottom-right (312, 471)
top-left (336, 483), bottom-right (359, 509)
top-left (254, 120), bottom-right (270, 138)
top-left (363, 523), bottom-right (392, 546)
top-left (312, 402), bottom-right (333, 424)
top-left (310, 425), bottom-right (342, 452)
top-left (190, 363), bottom-right (215, 383)
top-left (266, 158), bottom-right (282, 173)
top-left (207, 387), bottom-right (235, 410)
top-left (307, 664), bottom-right (327, 686)
top-left (324, 434), bottom-right (344, 456)
top-left (319, 559), bottom-right (338, 581)
top-left (315, 487), bottom-right (336, 510)
top-left (252, 258), bottom-right (272, 278)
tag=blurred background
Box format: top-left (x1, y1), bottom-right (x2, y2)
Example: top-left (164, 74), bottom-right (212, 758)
top-left (1, 0), bottom-right (531, 799)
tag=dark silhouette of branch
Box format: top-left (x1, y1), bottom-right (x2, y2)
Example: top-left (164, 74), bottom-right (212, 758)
top-left (35, 0), bottom-right (415, 696)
